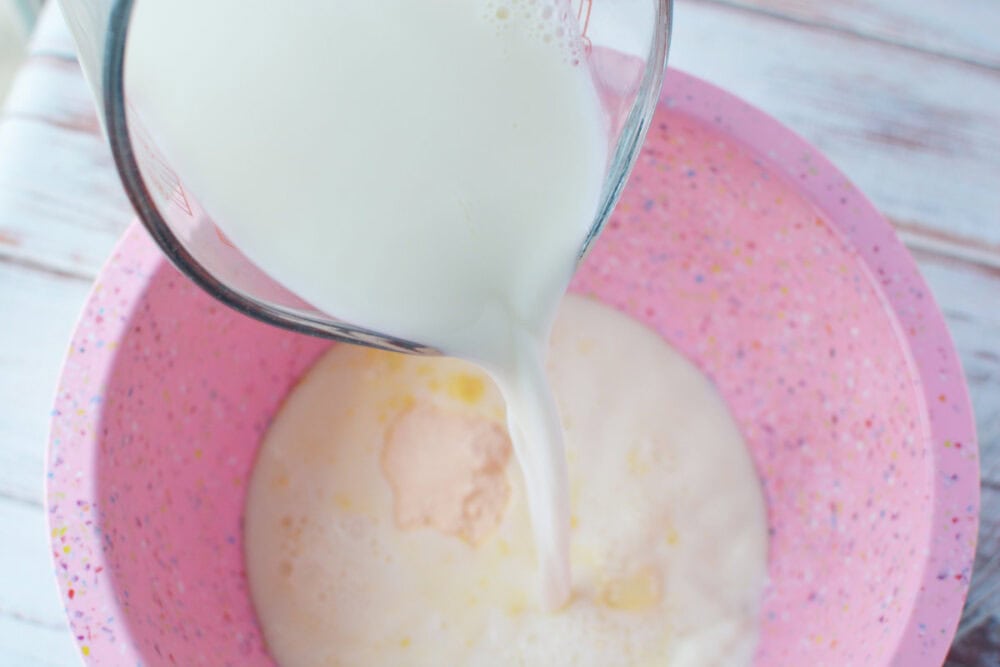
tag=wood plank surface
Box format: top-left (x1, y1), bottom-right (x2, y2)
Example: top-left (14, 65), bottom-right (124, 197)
top-left (0, 53), bottom-right (130, 277)
top-left (0, 501), bottom-right (80, 667)
top-left (0, 262), bottom-right (90, 506)
top-left (704, 0), bottom-right (1000, 70)
top-left (669, 1), bottom-right (1000, 252)
top-left (0, 2), bottom-right (997, 665)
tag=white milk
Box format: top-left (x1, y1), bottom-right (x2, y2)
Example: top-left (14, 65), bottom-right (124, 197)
top-left (126, 1), bottom-right (608, 608)
top-left (244, 295), bottom-right (769, 667)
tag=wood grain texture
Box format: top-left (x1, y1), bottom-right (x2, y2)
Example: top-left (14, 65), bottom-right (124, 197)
top-left (670, 0), bottom-right (1000, 252)
top-left (0, 262), bottom-right (90, 506)
top-left (700, 0), bottom-right (1000, 70)
top-left (0, 9), bottom-right (139, 666)
top-left (0, 2), bottom-right (997, 665)
top-left (0, 53), bottom-right (131, 277)
top-left (0, 501), bottom-right (79, 667)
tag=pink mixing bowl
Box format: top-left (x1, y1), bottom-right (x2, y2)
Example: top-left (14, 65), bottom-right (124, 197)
top-left (47, 70), bottom-right (978, 666)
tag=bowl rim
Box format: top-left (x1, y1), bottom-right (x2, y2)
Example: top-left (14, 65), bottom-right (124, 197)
top-left (661, 70), bottom-right (979, 665)
top-left (46, 68), bottom-right (979, 666)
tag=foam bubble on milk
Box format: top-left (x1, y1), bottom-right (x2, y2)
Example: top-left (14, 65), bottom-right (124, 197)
top-left (482, 0), bottom-right (589, 65)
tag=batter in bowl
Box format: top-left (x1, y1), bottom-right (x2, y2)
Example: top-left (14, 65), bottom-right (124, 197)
top-left (245, 295), bottom-right (768, 666)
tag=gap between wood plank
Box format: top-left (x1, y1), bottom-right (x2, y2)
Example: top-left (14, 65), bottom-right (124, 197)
top-left (0, 608), bottom-right (66, 633)
top-left (894, 219), bottom-right (1000, 274)
top-left (0, 252), bottom-right (95, 282)
top-left (686, 0), bottom-right (1000, 74)
top-left (0, 489), bottom-right (43, 510)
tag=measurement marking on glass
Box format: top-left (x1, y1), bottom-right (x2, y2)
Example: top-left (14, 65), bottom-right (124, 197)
top-left (127, 104), bottom-right (194, 217)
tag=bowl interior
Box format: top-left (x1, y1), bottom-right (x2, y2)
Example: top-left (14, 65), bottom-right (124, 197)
top-left (48, 71), bottom-right (977, 667)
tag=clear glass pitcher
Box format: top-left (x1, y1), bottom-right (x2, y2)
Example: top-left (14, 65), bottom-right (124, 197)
top-left (58, 0), bottom-right (672, 353)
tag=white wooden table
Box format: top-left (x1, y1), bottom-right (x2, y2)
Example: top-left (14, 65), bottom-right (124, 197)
top-left (1, 2), bottom-right (997, 665)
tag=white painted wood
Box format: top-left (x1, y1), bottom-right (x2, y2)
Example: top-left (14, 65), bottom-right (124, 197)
top-left (705, 0), bottom-right (1000, 69)
top-left (0, 52), bottom-right (131, 277)
top-left (0, 502), bottom-right (80, 667)
top-left (0, 615), bottom-right (76, 667)
top-left (0, 262), bottom-right (91, 506)
top-left (669, 0), bottom-right (1000, 251)
top-left (0, 10), bottom-right (153, 667)
top-left (0, 114), bottom-right (131, 276)
top-left (0, 2), bottom-right (998, 665)
top-left (0, 260), bottom-right (90, 667)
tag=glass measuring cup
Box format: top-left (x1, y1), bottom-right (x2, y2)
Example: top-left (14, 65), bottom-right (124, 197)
top-left (58, 0), bottom-right (672, 353)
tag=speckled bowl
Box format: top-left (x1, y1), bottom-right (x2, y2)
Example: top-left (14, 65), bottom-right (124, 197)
top-left (48, 69), bottom-right (978, 667)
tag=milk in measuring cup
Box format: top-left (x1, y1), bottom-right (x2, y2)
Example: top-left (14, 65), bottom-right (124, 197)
top-left (126, 0), bottom-right (607, 609)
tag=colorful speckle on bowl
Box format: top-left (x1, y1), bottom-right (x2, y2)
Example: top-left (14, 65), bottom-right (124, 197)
top-left (47, 70), bottom-right (977, 666)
